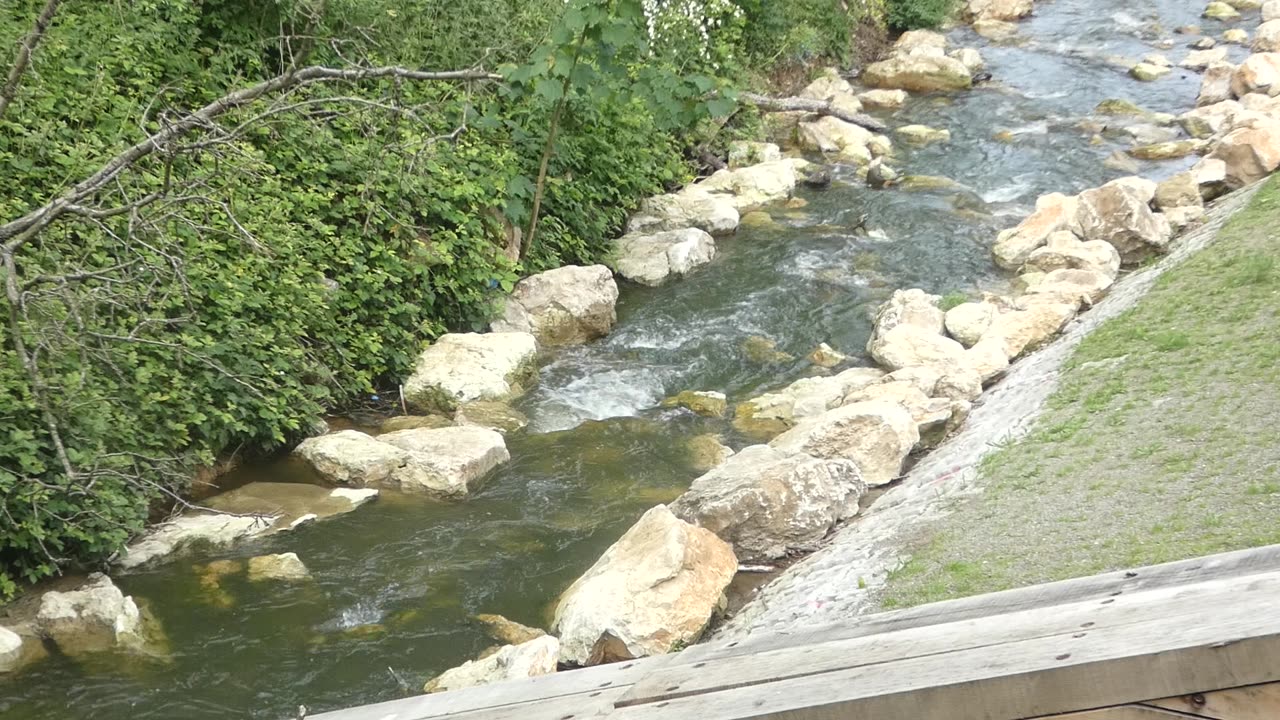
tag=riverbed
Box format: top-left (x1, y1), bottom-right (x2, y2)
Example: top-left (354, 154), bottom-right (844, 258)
top-left (0, 0), bottom-right (1236, 715)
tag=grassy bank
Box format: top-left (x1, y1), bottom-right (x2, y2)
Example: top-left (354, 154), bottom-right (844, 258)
top-left (880, 177), bottom-right (1280, 609)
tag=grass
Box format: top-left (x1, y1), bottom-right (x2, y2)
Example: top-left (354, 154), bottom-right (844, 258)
top-left (879, 177), bottom-right (1280, 609)
top-left (938, 291), bottom-right (969, 311)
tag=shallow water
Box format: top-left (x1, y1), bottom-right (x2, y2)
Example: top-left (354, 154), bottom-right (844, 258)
top-left (0, 1), bottom-right (1246, 716)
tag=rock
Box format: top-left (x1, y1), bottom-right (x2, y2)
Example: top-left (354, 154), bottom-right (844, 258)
top-left (881, 365), bottom-right (944, 396)
top-left (869, 324), bottom-right (968, 372)
top-left (896, 124), bottom-right (951, 144)
top-left (1127, 139), bottom-right (1204, 160)
top-left (965, 336), bottom-right (1012, 382)
top-left (1181, 98), bottom-right (1243, 136)
top-left (1198, 62), bottom-right (1237, 106)
top-left (295, 429), bottom-right (411, 486)
top-left (741, 335), bottom-right (793, 364)
top-left (1192, 36), bottom-right (1218, 49)
top-left (1240, 91), bottom-right (1280, 113)
top-left (973, 19), bottom-right (1019, 40)
top-left (627, 189), bottom-right (739, 236)
top-left (208, 481), bottom-right (376, 528)
top-left (380, 415), bottom-right (452, 432)
top-left (770, 401), bottom-right (920, 486)
top-left (1203, 1), bottom-right (1242, 20)
top-left (863, 54), bottom-right (973, 93)
top-left (898, 174), bottom-right (969, 192)
top-left (551, 506), bottom-right (736, 665)
top-left (698, 159), bottom-right (810, 210)
top-left (1164, 204), bottom-right (1207, 229)
top-left (0, 627), bottom-right (24, 673)
top-left (491, 265), bottom-right (618, 346)
top-left (1191, 156), bottom-right (1231, 198)
top-left (732, 368), bottom-right (886, 438)
top-left (799, 164), bottom-right (834, 188)
top-left (1182, 47), bottom-right (1229, 69)
top-left (1227, 0), bottom-right (1262, 7)
top-left (1154, 171), bottom-right (1204, 210)
top-left (842, 381), bottom-right (954, 442)
top-left (965, 0), bottom-right (1031, 21)
top-left (1022, 268), bottom-right (1116, 305)
top-left (984, 300), bottom-right (1076, 358)
top-left (896, 29), bottom-right (949, 54)
top-left (1121, 122), bottom-right (1180, 146)
top-left (866, 289), bottom-right (946, 351)
top-left (1208, 119), bottom-right (1280, 185)
top-left (727, 141), bottom-right (782, 169)
top-left (866, 158), bottom-right (899, 188)
top-left (613, 228), bottom-right (716, 286)
top-left (1267, 0), bottom-right (1280, 19)
top-left (661, 390), bottom-right (729, 418)
top-left (36, 574), bottom-right (149, 656)
top-left (116, 513), bottom-right (271, 570)
top-left (1024, 232), bottom-right (1122, 279)
top-left (1223, 28), bottom-right (1250, 44)
top-left (944, 301), bottom-right (998, 347)
top-left (686, 434), bottom-right (735, 473)
top-left (799, 69), bottom-right (863, 117)
top-left (403, 332), bottom-right (539, 412)
top-left (424, 636), bottom-right (559, 693)
top-left (992, 192), bottom-right (1080, 269)
top-left (740, 210), bottom-right (774, 227)
top-left (808, 343), bottom-right (848, 368)
top-left (1234, 53), bottom-right (1280, 97)
top-left (1130, 62), bottom-right (1171, 81)
top-left (1143, 53), bottom-right (1173, 68)
top-left (246, 553), bottom-right (310, 582)
top-left (949, 48), bottom-right (986, 74)
top-left (1075, 177), bottom-right (1173, 264)
top-left (376, 426), bottom-right (510, 495)
top-left (799, 116), bottom-right (875, 164)
top-left (1095, 98), bottom-right (1149, 117)
top-left (454, 400), bottom-right (529, 434)
top-left (671, 445), bottom-right (865, 561)
top-left (473, 614), bottom-right (546, 645)
top-left (935, 365), bottom-right (984, 402)
top-left (1104, 151), bottom-right (1141, 173)
top-left (857, 89), bottom-right (908, 108)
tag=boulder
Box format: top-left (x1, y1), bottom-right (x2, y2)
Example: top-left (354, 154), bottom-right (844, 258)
top-left (1191, 157), bottom-right (1231, 199)
top-left (1223, 29), bottom-right (1250, 45)
top-left (808, 342), bottom-right (848, 368)
top-left (424, 636), bottom-right (560, 693)
top-left (965, 0), bottom-right (1031, 22)
top-left (116, 514), bottom-right (269, 569)
top-left (295, 429), bottom-right (412, 486)
top-left (613, 228), bottom-right (716, 286)
top-left (865, 288), bottom-right (946, 351)
top-left (1130, 63), bottom-right (1171, 81)
top-left (950, 48), bottom-right (986, 74)
top-left (880, 365), bottom-right (943, 396)
top-left (454, 400), bottom-right (529, 434)
top-left (1181, 47), bottom-right (1229, 69)
top-left (1127, 139), bottom-right (1204, 160)
top-left (1024, 231), bottom-right (1122, 278)
top-left (799, 116), bottom-right (875, 164)
top-left (551, 506), bottom-right (736, 665)
top-left (973, 19), bottom-right (1019, 40)
top-left (1208, 118), bottom-right (1280, 185)
top-left (698, 159), bottom-right (809, 210)
top-left (1203, 1), bottom-right (1241, 20)
top-left (627, 189), bottom-right (739, 236)
top-left (380, 415), bottom-right (452, 432)
top-left (727, 141), bottom-right (783, 169)
top-left (858, 89), bottom-right (909, 109)
top-left (473, 614), bottom-right (547, 645)
top-left (896, 30), bottom-right (949, 54)
top-left (0, 627), bottom-right (23, 673)
top-left (992, 192), bottom-right (1080, 269)
top-left (983, 300), bottom-right (1076, 358)
top-left (842, 381), bottom-right (955, 442)
top-left (247, 553), bottom-right (310, 582)
top-left (1022, 268), bottom-right (1116, 305)
top-left (869, 324), bottom-right (968, 372)
top-left (1181, 99), bottom-right (1243, 137)
top-left (670, 445), bottom-right (866, 561)
top-left (686, 434), bottom-right (735, 473)
top-left (661, 390), bottom-right (729, 418)
top-left (863, 54), bottom-right (973, 93)
top-left (769, 401), bottom-right (920, 486)
top-left (403, 332), bottom-right (539, 412)
top-left (36, 574), bottom-right (150, 656)
top-left (944, 301), bottom-right (998, 347)
top-left (935, 365), bottom-right (985, 402)
top-left (1154, 171), bottom-right (1204, 210)
top-left (1197, 62), bottom-right (1237, 106)
top-left (1075, 178), bottom-right (1173, 264)
top-left (896, 124), bottom-right (951, 144)
top-left (965, 336), bottom-right (1012, 383)
top-left (1231, 53), bottom-right (1280, 98)
top-left (376, 426), bottom-right (510, 496)
top-left (799, 69), bottom-right (862, 116)
top-left (732, 367), bottom-right (886, 438)
top-left (1266, 0), bottom-right (1280, 20)
top-left (491, 265), bottom-right (618, 345)
top-left (1164, 205), bottom-right (1207, 229)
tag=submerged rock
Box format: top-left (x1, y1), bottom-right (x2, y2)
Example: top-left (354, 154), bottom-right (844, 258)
top-left (473, 614), bottom-right (547, 646)
top-left (671, 445), bottom-right (865, 562)
top-left (205, 482), bottom-right (379, 531)
top-left (403, 332), bottom-right (539, 412)
top-left (1127, 139), bottom-right (1204, 160)
top-left (117, 513), bottom-right (273, 570)
top-left (551, 505), bottom-right (736, 665)
top-left (491, 265), bottom-right (618, 346)
top-left (36, 575), bottom-right (153, 657)
top-left (686, 434), bottom-right (735, 473)
top-left (247, 553), bottom-right (310, 582)
top-left (613, 228), bottom-right (716, 286)
top-left (896, 124), bottom-right (951, 144)
top-left (661, 390), bottom-right (729, 418)
top-left (424, 635), bottom-right (559, 693)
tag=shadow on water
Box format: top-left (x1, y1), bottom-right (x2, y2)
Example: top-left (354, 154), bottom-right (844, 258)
top-left (0, 0), bottom-right (1232, 715)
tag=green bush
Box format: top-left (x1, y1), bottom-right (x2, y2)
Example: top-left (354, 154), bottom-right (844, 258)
top-left (885, 0), bottom-right (956, 30)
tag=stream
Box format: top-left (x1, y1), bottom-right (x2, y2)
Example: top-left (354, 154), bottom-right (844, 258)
top-left (0, 0), bottom-right (1237, 716)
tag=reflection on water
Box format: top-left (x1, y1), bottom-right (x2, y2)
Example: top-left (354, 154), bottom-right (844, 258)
top-left (0, 0), bottom-right (1239, 716)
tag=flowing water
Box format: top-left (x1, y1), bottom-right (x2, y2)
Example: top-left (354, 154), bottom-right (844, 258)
top-left (0, 1), bottom-right (1243, 716)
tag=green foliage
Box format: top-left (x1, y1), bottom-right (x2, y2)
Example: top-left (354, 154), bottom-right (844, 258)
top-left (938, 291), bottom-right (969, 311)
top-left (885, 0), bottom-right (956, 30)
top-left (736, 0), bottom-right (881, 66)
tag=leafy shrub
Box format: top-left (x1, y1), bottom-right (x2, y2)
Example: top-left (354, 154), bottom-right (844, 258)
top-left (885, 0), bottom-right (956, 30)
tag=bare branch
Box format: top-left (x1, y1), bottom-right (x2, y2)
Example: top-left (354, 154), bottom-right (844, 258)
top-left (0, 0), bottom-right (60, 121)
top-left (738, 91), bottom-right (888, 133)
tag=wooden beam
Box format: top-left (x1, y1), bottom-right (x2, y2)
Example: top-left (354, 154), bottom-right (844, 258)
top-left (1040, 707), bottom-right (1202, 719)
top-left (1145, 682), bottom-right (1280, 720)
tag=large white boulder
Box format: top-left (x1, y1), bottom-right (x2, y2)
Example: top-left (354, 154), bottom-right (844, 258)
top-left (552, 505), bottom-right (736, 665)
top-left (1180, 99), bottom-right (1243, 138)
top-left (732, 367), bottom-right (886, 439)
top-left (944, 301), bottom-right (998, 347)
top-left (1197, 62), bottom-right (1237, 107)
top-left (0, 627), bottom-right (24, 673)
top-left (865, 288), bottom-right (945, 353)
top-left (842, 381), bottom-right (955, 441)
top-left (294, 429), bottom-right (410, 486)
top-left (36, 574), bottom-right (150, 656)
top-left (424, 635), bottom-right (560, 693)
top-left (491, 265), bottom-right (618, 346)
top-left (770, 400), bottom-right (920, 486)
top-left (799, 116), bottom-right (877, 165)
top-left (698, 159), bottom-right (810, 211)
top-left (982, 299), bottom-right (1077, 358)
top-left (992, 193), bottom-right (1080, 270)
top-left (863, 45), bottom-right (973, 93)
top-left (1023, 231), bottom-right (1121, 279)
top-left (613, 228), bottom-right (716, 286)
top-left (376, 426), bottom-right (510, 496)
top-left (626, 189), bottom-right (739, 236)
top-left (670, 445), bottom-right (866, 561)
top-left (1208, 118), bottom-right (1280, 186)
top-left (965, 0), bottom-right (1032, 21)
top-left (1075, 178), bottom-right (1173, 264)
top-left (1231, 53), bottom-right (1280, 98)
top-left (869, 324), bottom-right (968, 372)
top-left (799, 69), bottom-right (863, 115)
top-left (403, 332), bottom-right (539, 412)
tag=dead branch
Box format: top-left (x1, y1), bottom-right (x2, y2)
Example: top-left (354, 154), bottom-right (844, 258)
top-left (739, 91), bottom-right (887, 133)
top-left (0, 0), bottom-right (60, 121)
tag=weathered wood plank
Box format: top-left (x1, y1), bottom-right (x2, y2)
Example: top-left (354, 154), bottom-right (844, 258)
top-left (611, 591), bottom-right (1280, 720)
top-left (679, 544), bottom-right (1280, 665)
top-left (622, 571), bottom-right (1280, 707)
top-left (310, 657), bottom-right (668, 720)
top-left (1145, 682), bottom-right (1280, 720)
top-left (1038, 707), bottom-right (1198, 719)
